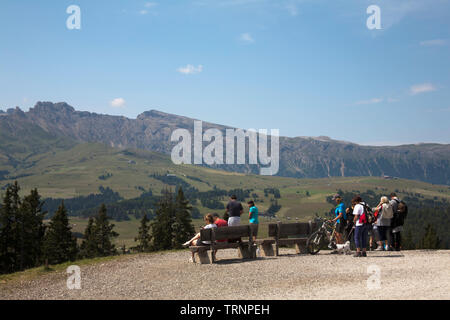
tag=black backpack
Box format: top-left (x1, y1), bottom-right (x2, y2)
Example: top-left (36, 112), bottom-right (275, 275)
top-left (393, 199), bottom-right (408, 227)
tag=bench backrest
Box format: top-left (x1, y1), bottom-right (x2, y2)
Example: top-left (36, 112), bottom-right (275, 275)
top-left (268, 222), bottom-right (316, 239)
top-left (200, 225), bottom-right (253, 242)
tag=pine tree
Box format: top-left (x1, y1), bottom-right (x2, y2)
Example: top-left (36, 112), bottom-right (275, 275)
top-left (134, 214), bottom-right (152, 252)
top-left (0, 184), bottom-right (17, 273)
top-left (401, 228), bottom-right (416, 250)
top-left (151, 189), bottom-right (175, 251)
top-left (172, 187), bottom-right (195, 249)
top-left (419, 224), bottom-right (441, 249)
top-left (79, 217), bottom-right (98, 258)
top-left (94, 204), bottom-right (118, 256)
top-left (42, 202), bottom-right (78, 265)
top-left (19, 188), bottom-right (46, 269)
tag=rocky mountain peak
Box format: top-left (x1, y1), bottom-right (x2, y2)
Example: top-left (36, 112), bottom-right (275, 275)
top-left (30, 101), bottom-right (76, 115)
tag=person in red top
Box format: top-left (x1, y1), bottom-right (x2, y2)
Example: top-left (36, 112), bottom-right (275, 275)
top-left (213, 213), bottom-right (228, 228)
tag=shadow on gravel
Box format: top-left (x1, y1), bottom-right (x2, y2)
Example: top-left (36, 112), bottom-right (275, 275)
top-left (213, 257), bottom-right (270, 265)
top-left (366, 255), bottom-right (404, 258)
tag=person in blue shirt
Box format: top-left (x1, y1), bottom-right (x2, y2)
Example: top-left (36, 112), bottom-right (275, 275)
top-left (330, 194), bottom-right (346, 245)
top-left (247, 201), bottom-right (259, 241)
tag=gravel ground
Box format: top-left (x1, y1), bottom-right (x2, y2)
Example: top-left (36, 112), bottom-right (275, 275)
top-left (1, 249), bottom-right (449, 300)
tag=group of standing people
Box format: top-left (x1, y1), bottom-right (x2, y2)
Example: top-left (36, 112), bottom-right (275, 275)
top-left (330, 192), bottom-right (407, 257)
top-left (183, 195), bottom-right (259, 247)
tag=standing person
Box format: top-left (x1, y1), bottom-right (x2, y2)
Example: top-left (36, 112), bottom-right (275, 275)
top-left (248, 201), bottom-right (259, 241)
top-left (330, 194), bottom-right (346, 245)
top-left (225, 195), bottom-right (243, 226)
top-left (373, 196), bottom-right (394, 251)
top-left (352, 196), bottom-right (369, 257)
top-left (390, 192), bottom-right (407, 251)
top-left (388, 193), bottom-right (400, 251)
top-left (345, 202), bottom-right (355, 242)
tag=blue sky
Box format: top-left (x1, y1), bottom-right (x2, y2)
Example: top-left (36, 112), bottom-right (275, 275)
top-left (0, 0), bottom-right (449, 145)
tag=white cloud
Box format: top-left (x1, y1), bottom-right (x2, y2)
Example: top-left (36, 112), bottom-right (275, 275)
top-left (239, 33), bottom-right (255, 43)
top-left (420, 39), bottom-right (447, 46)
top-left (387, 97), bottom-right (399, 103)
top-left (410, 83), bottom-right (437, 95)
top-left (140, 2), bottom-right (157, 15)
top-left (177, 64), bottom-right (203, 75)
top-left (110, 98), bottom-right (126, 108)
top-left (285, 3), bottom-right (299, 16)
top-left (355, 98), bottom-right (383, 105)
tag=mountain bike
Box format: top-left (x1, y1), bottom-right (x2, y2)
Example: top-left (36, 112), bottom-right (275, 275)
top-left (307, 218), bottom-right (338, 254)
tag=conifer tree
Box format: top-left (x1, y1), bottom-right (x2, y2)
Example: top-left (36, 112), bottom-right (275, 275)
top-left (419, 224), bottom-right (441, 249)
top-left (94, 204), bottom-right (118, 256)
top-left (19, 188), bottom-right (46, 269)
top-left (134, 214), bottom-right (152, 252)
top-left (42, 202), bottom-right (78, 265)
top-left (79, 217), bottom-right (98, 258)
top-left (172, 187), bottom-right (195, 249)
top-left (402, 228), bottom-right (415, 250)
top-left (0, 184), bottom-right (17, 273)
top-left (151, 189), bottom-right (175, 251)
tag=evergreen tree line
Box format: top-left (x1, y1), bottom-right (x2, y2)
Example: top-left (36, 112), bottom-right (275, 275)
top-left (0, 182), bottom-right (119, 274)
top-left (42, 186), bottom-right (122, 218)
top-left (0, 182), bottom-right (196, 274)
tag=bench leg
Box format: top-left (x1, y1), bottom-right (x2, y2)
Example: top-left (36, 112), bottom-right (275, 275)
top-left (238, 244), bottom-right (251, 259)
top-left (194, 251), bottom-right (211, 264)
top-left (260, 243), bottom-right (275, 257)
top-left (295, 243), bottom-right (308, 254)
top-left (249, 244), bottom-right (257, 259)
top-left (210, 250), bottom-right (216, 263)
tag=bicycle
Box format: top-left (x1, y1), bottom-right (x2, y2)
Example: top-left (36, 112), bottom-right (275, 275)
top-left (307, 218), bottom-right (338, 255)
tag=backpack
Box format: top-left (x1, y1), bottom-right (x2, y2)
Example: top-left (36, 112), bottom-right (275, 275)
top-left (382, 203), bottom-right (394, 220)
top-left (359, 202), bottom-right (375, 224)
top-left (393, 199), bottom-right (408, 227)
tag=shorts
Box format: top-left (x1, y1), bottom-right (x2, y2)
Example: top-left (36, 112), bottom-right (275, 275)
top-left (377, 226), bottom-right (390, 242)
top-left (195, 239), bottom-right (209, 246)
top-left (336, 222), bottom-right (345, 234)
top-left (250, 223), bottom-right (259, 237)
top-left (228, 216), bottom-right (241, 226)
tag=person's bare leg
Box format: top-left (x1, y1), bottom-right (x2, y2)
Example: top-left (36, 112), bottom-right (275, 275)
top-left (335, 232), bottom-right (343, 244)
top-left (183, 233), bottom-right (200, 247)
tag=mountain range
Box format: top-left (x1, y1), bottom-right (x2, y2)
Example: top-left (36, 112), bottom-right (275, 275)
top-left (1, 101), bottom-right (449, 185)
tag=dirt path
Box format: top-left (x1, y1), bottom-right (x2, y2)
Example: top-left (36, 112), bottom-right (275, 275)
top-left (1, 249), bottom-right (449, 300)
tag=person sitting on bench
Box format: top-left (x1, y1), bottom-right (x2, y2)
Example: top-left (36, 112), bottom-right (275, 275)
top-left (183, 214), bottom-right (217, 247)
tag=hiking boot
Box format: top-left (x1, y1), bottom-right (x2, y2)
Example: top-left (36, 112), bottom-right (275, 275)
top-left (375, 246), bottom-right (383, 251)
top-left (353, 252), bottom-right (362, 257)
top-left (361, 251), bottom-right (367, 257)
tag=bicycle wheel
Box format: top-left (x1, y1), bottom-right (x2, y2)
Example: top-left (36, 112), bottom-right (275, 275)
top-left (307, 230), bottom-right (325, 255)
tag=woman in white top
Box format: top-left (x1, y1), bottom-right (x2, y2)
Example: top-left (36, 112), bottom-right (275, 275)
top-left (373, 196), bottom-right (393, 251)
top-left (352, 195), bottom-right (368, 257)
top-left (183, 214), bottom-right (217, 247)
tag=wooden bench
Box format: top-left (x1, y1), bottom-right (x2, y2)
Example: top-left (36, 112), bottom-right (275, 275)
top-left (255, 221), bottom-right (316, 256)
top-left (189, 225), bottom-right (257, 264)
